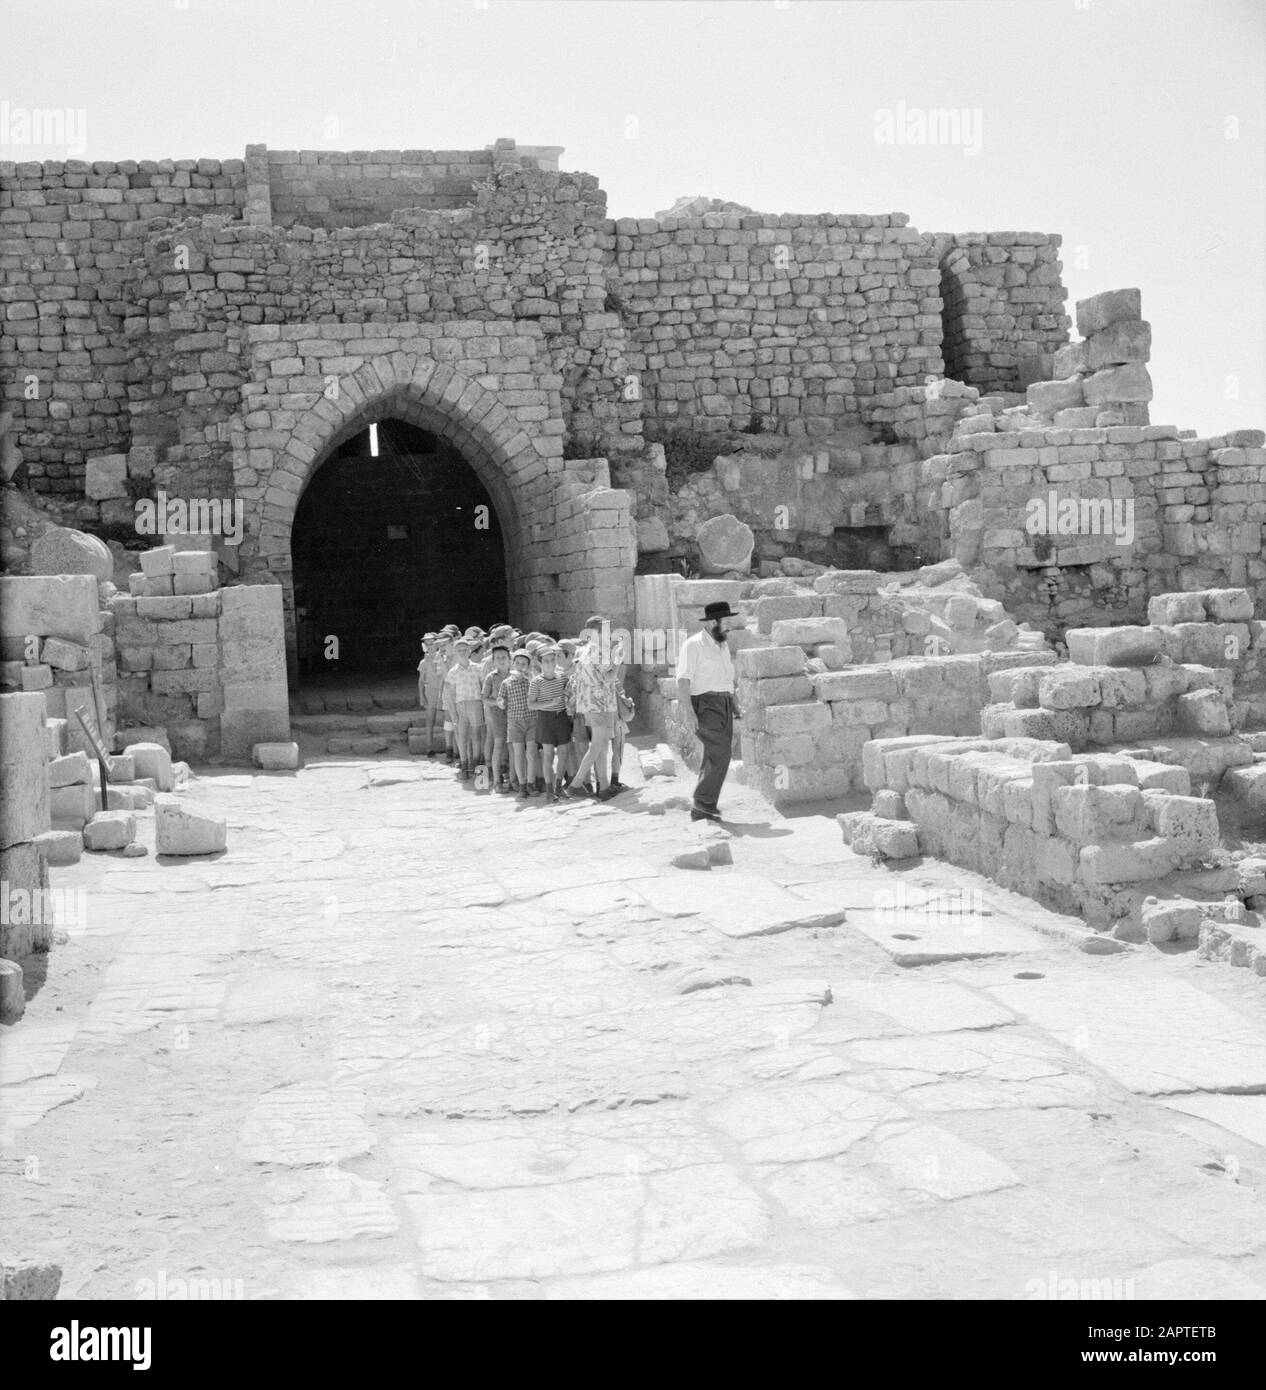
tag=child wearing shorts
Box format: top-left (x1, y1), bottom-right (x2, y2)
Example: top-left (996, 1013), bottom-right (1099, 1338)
top-left (447, 638), bottom-right (485, 780)
top-left (482, 644), bottom-right (512, 792)
top-left (528, 646), bottom-right (571, 802)
top-left (499, 650), bottom-right (537, 797)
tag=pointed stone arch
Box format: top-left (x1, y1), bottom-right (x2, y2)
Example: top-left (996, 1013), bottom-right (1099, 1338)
top-left (231, 329), bottom-right (638, 684)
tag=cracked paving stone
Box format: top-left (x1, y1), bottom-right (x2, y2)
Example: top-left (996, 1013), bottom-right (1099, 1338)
top-left (1125, 1257), bottom-right (1266, 1300)
top-left (758, 1159), bottom-right (912, 1228)
top-left (705, 1080), bottom-right (902, 1164)
top-left (829, 980), bottom-right (1015, 1035)
top-left (1159, 1094), bottom-right (1266, 1149)
top-left (542, 1259), bottom-right (855, 1299)
top-left (636, 872), bottom-right (845, 938)
top-left (846, 908), bottom-right (1045, 964)
top-left (406, 1162), bottom-right (767, 1281)
top-left (0, 1075), bottom-right (96, 1143)
top-left (222, 971), bottom-right (325, 1024)
top-left (284, 1264), bottom-right (424, 1299)
top-left (0, 1022), bottom-right (79, 1085)
top-left (264, 1169), bottom-right (398, 1242)
top-left (240, 1085), bottom-right (376, 1165)
top-left (984, 972), bottom-right (1266, 1096)
top-left (392, 1109), bottom-right (725, 1190)
top-left (872, 1122), bottom-right (1021, 1200)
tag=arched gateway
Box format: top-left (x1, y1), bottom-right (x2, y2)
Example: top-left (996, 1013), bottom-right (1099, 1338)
top-left (230, 324), bottom-right (638, 685)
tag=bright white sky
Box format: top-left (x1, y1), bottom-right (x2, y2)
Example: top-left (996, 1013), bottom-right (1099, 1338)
top-left (3, 0), bottom-right (1263, 435)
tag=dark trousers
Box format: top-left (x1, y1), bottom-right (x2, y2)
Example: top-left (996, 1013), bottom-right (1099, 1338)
top-left (691, 692), bottom-right (734, 814)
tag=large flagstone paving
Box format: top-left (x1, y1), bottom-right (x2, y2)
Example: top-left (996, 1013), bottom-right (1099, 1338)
top-left (3, 752), bottom-right (1266, 1298)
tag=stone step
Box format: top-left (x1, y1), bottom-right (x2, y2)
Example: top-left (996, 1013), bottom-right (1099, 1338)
top-left (292, 687), bottom-right (419, 716)
top-left (291, 709), bottom-right (427, 738)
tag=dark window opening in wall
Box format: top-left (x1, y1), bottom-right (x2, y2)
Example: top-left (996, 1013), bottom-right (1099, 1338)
top-left (939, 261), bottom-right (969, 385)
top-left (292, 418), bottom-right (508, 681)
top-left (818, 524), bottom-right (923, 572)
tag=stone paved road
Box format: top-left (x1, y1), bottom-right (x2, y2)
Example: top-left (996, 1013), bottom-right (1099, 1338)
top-left (4, 746), bottom-right (1266, 1300)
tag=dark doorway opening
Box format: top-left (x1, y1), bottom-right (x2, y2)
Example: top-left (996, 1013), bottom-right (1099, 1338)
top-left (292, 418), bottom-right (509, 680)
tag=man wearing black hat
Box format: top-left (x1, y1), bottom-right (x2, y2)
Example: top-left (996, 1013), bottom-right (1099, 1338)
top-left (676, 601), bottom-right (742, 822)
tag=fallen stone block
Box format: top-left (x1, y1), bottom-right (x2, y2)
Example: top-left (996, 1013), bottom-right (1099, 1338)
top-left (1140, 900), bottom-right (1204, 943)
top-left (33, 828), bottom-right (83, 866)
top-left (106, 753), bottom-right (135, 783)
top-left (126, 741), bottom-right (174, 791)
top-left (106, 785), bottom-right (153, 811)
top-left (40, 636), bottom-right (91, 672)
top-left (138, 544), bottom-right (176, 577)
top-left (49, 781), bottom-right (96, 828)
top-left (83, 810), bottom-right (136, 852)
top-left (115, 725), bottom-right (171, 755)
top-left (253, 742), bottom-right (300, 770)
top-left (0, 957), bottom-right (24, 1021)
top-left (0, 574), bottom-right (100, 646)
top-left (654, 743), bottom-right (676, 776)
top-left (155, 795), bottom-right (227, 856)
top-left (671, 848), bottom-right (712, 870)
top-left (19, 664), bottom-right (52, 691)
top-left (47, 751), bottom-right (93, 788)
top-left (1, 1254), bottom-right (62, 1300)
top-left (1065, 626), bottom-right (1163, 667)
top-left (1198, 919), bottom-right (1266, 975)
top-left (327, 736), bottom-right (389, 755)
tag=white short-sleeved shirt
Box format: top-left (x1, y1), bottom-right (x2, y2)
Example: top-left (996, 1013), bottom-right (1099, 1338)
top-left (678, 630), bottom-right (736, 695)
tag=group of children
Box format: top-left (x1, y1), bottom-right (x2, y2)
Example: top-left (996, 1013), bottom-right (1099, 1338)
top-left (417, 618), bottom-right (632, 803)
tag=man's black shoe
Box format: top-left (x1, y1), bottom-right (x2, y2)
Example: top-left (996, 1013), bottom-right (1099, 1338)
top-left (690, 807), bottom-right (722, 822)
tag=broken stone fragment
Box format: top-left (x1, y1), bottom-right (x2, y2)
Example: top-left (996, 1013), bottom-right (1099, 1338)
top-left (155, 795), bottom-right (227, 856)
top-left (83, 810), bottom-right (136, 852)
top-left (0, 958), bottom-right (24, 1022)
top-left (125, 741), bottom-right (174, 791)
top-left (1026, 377), bottom-right (1085, 416)
top-left (671, 848), bottom-right (712, 870)
top-left (0, 1254), bottom-right (62, 1300)
top-left (47, 751), bottom-right (93, 788)
top-left (40, 636), bottom-right (91, 672)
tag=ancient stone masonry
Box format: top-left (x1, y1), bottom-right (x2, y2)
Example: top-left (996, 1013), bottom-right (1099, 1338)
top-left (852, 587), bottom-right (1266, 964)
